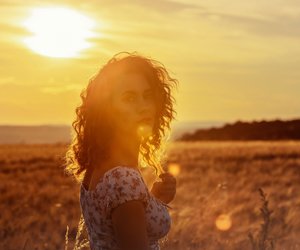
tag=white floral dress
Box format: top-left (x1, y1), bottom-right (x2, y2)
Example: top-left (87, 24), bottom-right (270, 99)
top-left (79, 166), bottom-right (172, 250)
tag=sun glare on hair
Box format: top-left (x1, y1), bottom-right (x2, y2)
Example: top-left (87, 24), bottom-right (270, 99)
top-left (22, 7), bottom-right (98, 58)
top-left (137, 124), bottom-right (152, 140)
top-left (215, 214), bottom-right (232, 231)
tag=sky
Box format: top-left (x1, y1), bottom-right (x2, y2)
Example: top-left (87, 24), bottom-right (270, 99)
top-left (0, 0), bottom-right (300, 125)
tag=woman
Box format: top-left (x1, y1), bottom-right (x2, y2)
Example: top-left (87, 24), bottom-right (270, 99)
top-left (65, 52), bottom-right (178, 250)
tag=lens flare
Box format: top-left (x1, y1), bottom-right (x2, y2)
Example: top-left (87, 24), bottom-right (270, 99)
top-left (215, 214), bottom-right (232, 231)
top-left (167, 163), bottom-right (180, 177)
top-left (137, 124), bottom-right (152, 140)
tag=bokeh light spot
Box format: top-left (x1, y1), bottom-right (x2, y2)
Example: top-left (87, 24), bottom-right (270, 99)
top-left (215, 214), bottom-right (232, 231)
top-left (167, 163), bottom-right (181, 177)
top-left (137, 124), bottom-right (152, 139)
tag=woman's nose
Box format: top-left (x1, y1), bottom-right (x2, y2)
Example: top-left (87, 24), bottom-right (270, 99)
top-left (138, 96), bottom-right (153, 112)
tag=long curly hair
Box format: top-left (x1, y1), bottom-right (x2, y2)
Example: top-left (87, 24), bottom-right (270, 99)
top-left (64, 51), bottom-right (178, 183)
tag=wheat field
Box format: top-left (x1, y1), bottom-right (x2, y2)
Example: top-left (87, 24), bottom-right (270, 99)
top-left (1, 141), bottom-right (300, 249)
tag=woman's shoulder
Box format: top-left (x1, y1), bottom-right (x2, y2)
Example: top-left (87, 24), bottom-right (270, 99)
top-left (110, 165), bottom-right (140, 172)
top-left (81, 165), bottom-right (143, 193)
top-left (105, 165), bottom-right (143, 183)
top-left (105, 165), bottom-right (149, 192)
top-left (105, 166), bottom-right (150, 213)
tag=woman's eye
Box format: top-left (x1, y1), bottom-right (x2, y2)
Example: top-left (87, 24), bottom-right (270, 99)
top-left (122, 92), bottom-right (154, 103)
top-left (145, 93), bottom-right (154, 100)
top-left (123, 95), bottom-right (135, 102)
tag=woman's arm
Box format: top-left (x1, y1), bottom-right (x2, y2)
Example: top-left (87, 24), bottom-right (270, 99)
top-left (111, 200), bottom-right (149, 250)
top-left (151, 172), bottom-right (176, 204)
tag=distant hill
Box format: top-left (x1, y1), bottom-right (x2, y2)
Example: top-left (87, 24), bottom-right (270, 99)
top-left (0, 125), bottom-right (71, 144)
top-left (169, 120), bottom-right (225, 140)
top-left (0, 121), bottom-right (225, 144)
top-left (178, 118), bottom-right (300, 141)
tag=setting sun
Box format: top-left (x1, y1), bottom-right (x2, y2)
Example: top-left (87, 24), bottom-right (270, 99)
top-left (22, 7), bottom-right (97, 58)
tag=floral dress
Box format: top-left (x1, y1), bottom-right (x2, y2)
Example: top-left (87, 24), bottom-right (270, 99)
top-left (79, 166), bottom-right (172, 250)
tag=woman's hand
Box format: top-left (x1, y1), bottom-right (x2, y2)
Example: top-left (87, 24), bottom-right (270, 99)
top-left (150, 172), bottom-right (176, 204)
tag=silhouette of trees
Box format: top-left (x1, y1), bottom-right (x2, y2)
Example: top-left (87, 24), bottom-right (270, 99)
top-left (179, 118), bottom-right (300, 141)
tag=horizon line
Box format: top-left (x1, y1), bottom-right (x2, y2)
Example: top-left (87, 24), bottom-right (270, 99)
top-left (0, 116), bottom-right (299, 127)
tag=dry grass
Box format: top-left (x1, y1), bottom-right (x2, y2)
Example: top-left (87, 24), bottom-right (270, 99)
top-left (1, 141), bottom-right (300, 249)
top-left (248, 188), bottom-right (274, 250)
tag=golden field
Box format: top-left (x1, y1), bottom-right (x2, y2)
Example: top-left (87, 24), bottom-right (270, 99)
top-left (1, 141), bottom-right (300, 250)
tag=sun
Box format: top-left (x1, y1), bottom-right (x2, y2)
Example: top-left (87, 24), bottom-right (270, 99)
top-left (22, 7), bottom-right (97, 58)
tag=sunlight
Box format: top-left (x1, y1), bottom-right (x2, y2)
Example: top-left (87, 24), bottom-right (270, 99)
top-left (215, 214), bottom-right (232, 231)
top-left (22, 7), bottom-right (98, 58)
top-left (167, 163), bottom-right (180, 177)
top-left (137, 125), bottom-right (153, 140)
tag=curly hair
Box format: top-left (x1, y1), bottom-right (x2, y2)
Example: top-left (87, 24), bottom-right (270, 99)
top-left (64, 51), bottom-right (178, 183)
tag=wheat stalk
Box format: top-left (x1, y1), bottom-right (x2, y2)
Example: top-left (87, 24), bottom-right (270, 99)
top-left (248, 188), bottom-right (275, 250)
top-left (73, 214), bottom-right (90, 250)
top-left (22, 238), bottom-right (28, 250)
top-left (65, 225), bottom-right (69, 250)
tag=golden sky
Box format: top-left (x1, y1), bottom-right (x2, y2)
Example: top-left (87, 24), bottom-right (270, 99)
top-left (1, 0), bottom-right (300, 125)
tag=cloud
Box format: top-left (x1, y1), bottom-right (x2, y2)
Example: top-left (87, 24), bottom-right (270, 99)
top-left (180, 2), bottom-right (300, 39)
top-left (0, 0), bottom-right (197, 14)
top-left (210, 12), bottom-right (300, 38)
top-left (40, 84), bottom-right (83, 94)
top-left (121, 0), bottom-right (196, 13)
top-left (0, 76), bottom-right (15, 85)
top-left (0, 23), bottom-right (31, 36)
top-left (85, 0), bottom-right (197, 13)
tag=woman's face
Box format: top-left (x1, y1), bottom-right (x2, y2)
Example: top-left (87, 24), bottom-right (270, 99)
top-left (109, 72), bottom-right (157, 141)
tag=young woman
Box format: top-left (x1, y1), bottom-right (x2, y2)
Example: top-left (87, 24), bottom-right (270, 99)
top-left (65, 52), bottom-right (178, 250)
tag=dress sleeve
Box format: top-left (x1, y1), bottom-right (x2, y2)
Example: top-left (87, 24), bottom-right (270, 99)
top-left (105, 167), bottom-right (149, 216)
